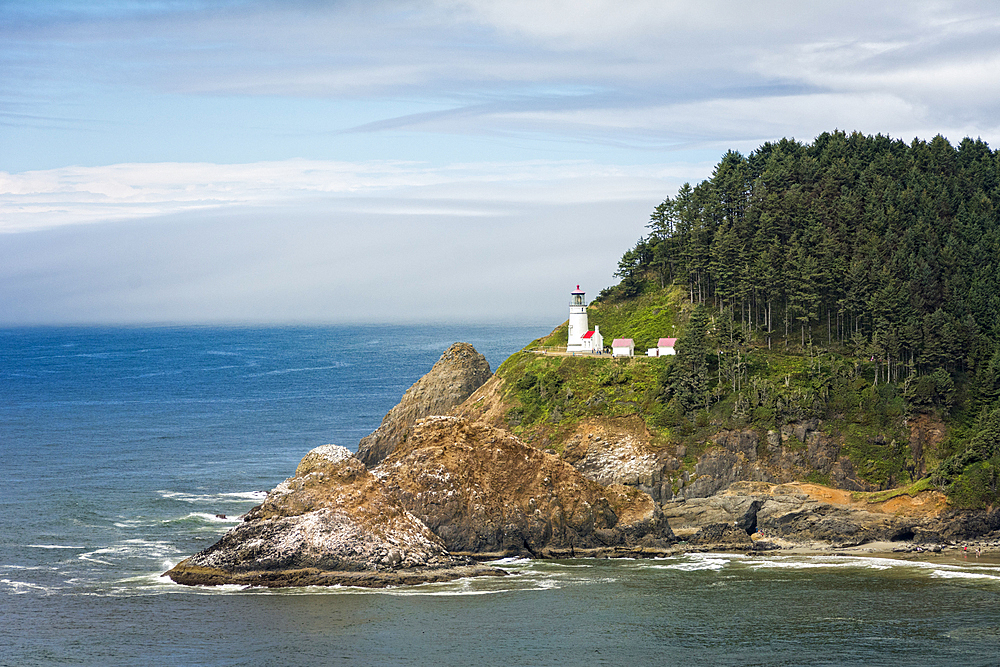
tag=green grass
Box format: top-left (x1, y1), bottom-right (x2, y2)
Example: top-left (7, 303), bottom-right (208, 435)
top-left (804, 470), bottom-right (833, 486)
top-left (851, 476), bottom-right (935, 503)
top-left (588, 284), bottom-right (687, 351)
top-left (495, 351), bottom-right (668, 443)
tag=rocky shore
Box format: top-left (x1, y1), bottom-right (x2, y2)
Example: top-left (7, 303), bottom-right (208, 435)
top-left (661, 480), bottom-right (1000, 552)
top-left (164, 444), bottom-right (505, 588)
top-left (166, 342), bottom-right (1000, 589)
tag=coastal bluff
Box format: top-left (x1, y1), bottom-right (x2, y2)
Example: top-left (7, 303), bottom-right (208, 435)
top-left (357, 342), bottom-right (492, 468)
top-left (165, 340), bottom-right (1000, 589)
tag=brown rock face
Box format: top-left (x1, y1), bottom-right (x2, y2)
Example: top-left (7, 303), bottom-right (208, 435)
top-left (164, 445), bottom-right (504, 587)
top-left (674, 425), bottom-right (877, 499)
top-left (357, 342), bottom-right (492, 467)
top-left (659, 481), bottom-right (996, 548)
top-left (375, 416), bottom-right (676, 557)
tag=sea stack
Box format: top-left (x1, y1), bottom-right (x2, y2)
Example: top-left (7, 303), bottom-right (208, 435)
top-left (356, 342), bottom-right (492, 467)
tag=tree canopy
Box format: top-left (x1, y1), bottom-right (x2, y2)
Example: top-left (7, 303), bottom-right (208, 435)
top-left (617, 132), bottom-right (1000, 378)
top-left (608, 131), bottom-right (1000, 506)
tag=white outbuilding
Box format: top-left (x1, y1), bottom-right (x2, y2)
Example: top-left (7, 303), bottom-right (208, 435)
top-left (581, 325), bottom-right (604, 353)
top-left (612, 338), bottom-right (635, 357)
top-left (647, 337), bottom-right (678, 357)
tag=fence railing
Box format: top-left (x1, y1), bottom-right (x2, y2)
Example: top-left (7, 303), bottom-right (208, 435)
top-left (527, 346), bottom-right (619, 356)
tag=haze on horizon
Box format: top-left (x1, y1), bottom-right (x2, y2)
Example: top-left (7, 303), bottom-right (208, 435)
top-left (2, 0), bottom-right (999, 325)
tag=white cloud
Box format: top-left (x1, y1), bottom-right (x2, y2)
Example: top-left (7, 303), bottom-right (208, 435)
top-left (1, 0), bottom-right (998, 178)
top-left (0, 158), bottom-right (712, 233)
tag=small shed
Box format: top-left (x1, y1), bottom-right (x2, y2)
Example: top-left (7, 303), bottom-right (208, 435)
top-left (612, 338), bottom-right (634, 357)
top-left (657, 337), bottom-right (678, 356)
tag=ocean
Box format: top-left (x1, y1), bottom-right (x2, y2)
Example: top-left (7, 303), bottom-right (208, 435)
top-left (1, 325), bottom-right (998, 666)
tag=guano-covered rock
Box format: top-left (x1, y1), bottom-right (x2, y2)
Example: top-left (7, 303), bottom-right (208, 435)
top-left (164, 445), bottom-right (505, 588)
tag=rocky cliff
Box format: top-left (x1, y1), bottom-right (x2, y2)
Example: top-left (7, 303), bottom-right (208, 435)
top-left (455, 370), bottom-right (923, 502)
top-left (164, 444), bottom-right (504, 587)
top-left (374, 416), bottom-right (676, 558)
top-left (166, 343), bottom-right (677, 588)
top-left (450, 348), bottom-right (1000, 547)
top-left (357, 342), bottom-right (492, 467)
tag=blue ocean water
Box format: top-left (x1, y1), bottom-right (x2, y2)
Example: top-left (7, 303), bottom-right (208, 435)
top-left (2, 325), bottom-right (999, 666)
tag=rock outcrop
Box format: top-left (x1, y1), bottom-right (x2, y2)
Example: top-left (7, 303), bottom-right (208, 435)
top-left (166, 340), bottom-right (999, 583)
top-left (164, 445), bottom-right (504, 587)
top-left (357, 342), bottom-right (492, 468)
top-left (374, 416), bottom-right (676, 557)
top-left (559, 418), bottom-right (675, 503)
top-left (662, 480), bottom-right (999, 548)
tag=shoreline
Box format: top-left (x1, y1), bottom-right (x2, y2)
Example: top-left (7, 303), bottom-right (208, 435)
top-left (691, 537), bottom-right (1000, 563)
top-left (769, 539), bottom-right (1000, 564)
top-left (465, 537), bottom-right (1000, 565)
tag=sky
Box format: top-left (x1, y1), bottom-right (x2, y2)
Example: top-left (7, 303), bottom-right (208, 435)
top-left (2, 0), bottom-right (1000, 325)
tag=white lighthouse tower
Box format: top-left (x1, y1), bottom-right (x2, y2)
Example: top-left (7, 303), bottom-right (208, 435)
top-left (567, 285), bottom-right (589, 353)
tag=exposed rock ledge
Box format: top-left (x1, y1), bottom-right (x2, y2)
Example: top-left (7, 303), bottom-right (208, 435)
top-left (663, 481), bottom-right (1000, 550)
top-left (164, 445), bottom-right (504, 588)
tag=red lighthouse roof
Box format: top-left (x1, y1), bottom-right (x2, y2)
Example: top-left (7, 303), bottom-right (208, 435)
top-left (571, 284), bottom-right (584, 294)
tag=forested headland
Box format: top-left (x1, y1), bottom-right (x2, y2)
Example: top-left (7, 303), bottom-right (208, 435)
top-left (594, 131), bottom-right (1000, 508)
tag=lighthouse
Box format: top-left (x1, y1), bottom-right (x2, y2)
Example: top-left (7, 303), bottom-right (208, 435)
top-left (567, 285), bottom-right (589, 353)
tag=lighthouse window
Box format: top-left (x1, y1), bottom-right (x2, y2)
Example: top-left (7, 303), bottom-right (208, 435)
top-left (574, 295), bottom-right (583, 305)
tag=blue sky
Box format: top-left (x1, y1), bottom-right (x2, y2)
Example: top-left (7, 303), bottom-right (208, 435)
top-left (2, 0), bottom-right (1000, 324)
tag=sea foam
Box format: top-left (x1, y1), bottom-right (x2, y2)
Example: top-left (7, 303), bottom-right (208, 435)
top-left (157, 490), bottom-right (266, 504)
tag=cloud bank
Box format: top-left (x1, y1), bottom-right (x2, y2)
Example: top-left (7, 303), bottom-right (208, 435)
top-left (0, 158), bottom-right (707, 233)
top-left (0, 157), bottom-right (707, 324)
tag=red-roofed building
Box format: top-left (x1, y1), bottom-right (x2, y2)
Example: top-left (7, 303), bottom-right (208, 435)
top-left (580, 325), bottom-right (603, 353)
top-left (612, 338), bottom-right (634, 357)
top-left (658, 338), bottom-right (677, 355)
top-left (647, 337), bottom-right (678, 357)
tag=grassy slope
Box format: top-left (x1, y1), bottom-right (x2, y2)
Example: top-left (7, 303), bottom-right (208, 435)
top-left (496, 350), bottom-right (668, 450)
